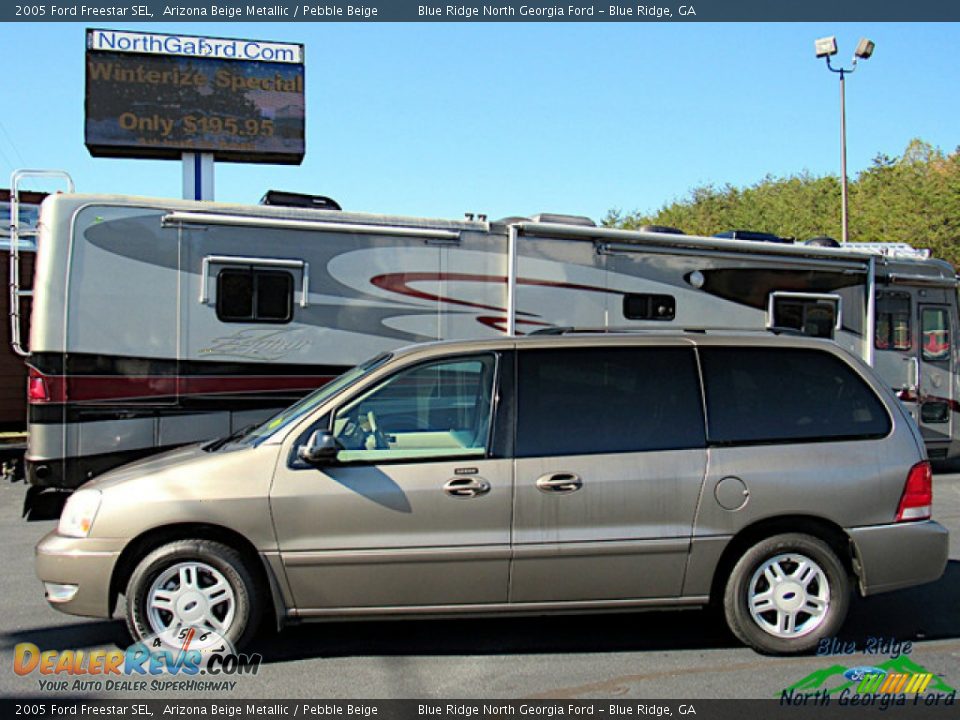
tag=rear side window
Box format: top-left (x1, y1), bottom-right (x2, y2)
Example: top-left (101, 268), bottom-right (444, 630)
top-left (700, 347), bottom-right (891, 445)
top-left (516, 347), bottom-right (706, 458)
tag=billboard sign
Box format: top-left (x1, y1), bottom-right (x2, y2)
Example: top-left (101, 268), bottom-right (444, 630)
top-left (85, 29), bottom-right (305, 164)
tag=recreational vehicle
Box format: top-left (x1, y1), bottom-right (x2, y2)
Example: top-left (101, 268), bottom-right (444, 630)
top-left (8, 180), bottom-right (959, 515)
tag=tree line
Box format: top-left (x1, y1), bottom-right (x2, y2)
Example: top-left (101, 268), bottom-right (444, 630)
top-left (605, 139), bottom-right (960, 267)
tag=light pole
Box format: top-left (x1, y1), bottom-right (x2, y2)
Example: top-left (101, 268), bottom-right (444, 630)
top-left (815, 36), bottom-right (875, 244)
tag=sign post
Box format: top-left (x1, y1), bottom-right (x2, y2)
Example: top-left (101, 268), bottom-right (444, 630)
top-left (182, 152), bottom-right (215, 201)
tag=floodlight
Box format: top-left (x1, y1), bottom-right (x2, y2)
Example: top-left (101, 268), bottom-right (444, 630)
top-left (815, 36), bottom-right (838, 58)
top-left (854, 38), bottom-right (875, 60)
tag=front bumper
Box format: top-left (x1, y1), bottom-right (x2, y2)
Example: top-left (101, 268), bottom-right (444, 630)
top-left (850, 520), bottom-right (949, 596)
top-left (35, 531), bottom-right (125, 618)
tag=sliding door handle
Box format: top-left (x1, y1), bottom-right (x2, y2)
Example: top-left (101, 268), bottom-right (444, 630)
top-left (535, 472), bottom-right (582, 494)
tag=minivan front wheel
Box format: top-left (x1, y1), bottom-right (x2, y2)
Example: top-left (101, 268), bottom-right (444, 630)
top-left (125, 539), bottom-right (262, 651)
top-left (723, 533), bottom-right (850, 654)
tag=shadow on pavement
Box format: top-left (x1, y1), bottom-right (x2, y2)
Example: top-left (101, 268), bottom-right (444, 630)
top-left (0, 620), bottom-right (126, 652)
top-left (3, 561), bottom-right (956, 664)
top-left (840, 559), bottom-right (960, 645)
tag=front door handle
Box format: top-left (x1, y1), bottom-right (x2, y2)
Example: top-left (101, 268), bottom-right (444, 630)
top-left (536, 472), bottom-right (582, 494)
top-left (444, 477), bottom-right (491, 498)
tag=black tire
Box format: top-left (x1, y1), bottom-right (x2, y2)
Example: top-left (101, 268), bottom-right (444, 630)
top-left (125, 539), bottom-right (263, 652)
top-left (723, 533), bottom-right (851, 655)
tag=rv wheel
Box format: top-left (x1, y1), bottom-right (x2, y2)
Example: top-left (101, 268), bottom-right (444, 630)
top-left (125, 539), bottom-right (263, 651)
top-left (723, 533), bottom-right (850, 655)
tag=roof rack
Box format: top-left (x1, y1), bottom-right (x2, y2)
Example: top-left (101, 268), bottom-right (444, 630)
top-left (527, 326), bottom-right (808, 337)
top-left (839, 242), bottom-right (931, 260)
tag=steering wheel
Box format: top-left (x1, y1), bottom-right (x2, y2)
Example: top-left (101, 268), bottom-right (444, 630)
top-left (364, 409), bottom-right (390, 450)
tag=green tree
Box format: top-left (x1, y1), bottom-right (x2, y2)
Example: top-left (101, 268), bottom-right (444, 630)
top-left (609, 139), bottom-right (960, 266)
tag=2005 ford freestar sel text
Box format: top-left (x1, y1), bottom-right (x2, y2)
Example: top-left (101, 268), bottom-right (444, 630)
top-left (36, 332), bottom-right (949, 655)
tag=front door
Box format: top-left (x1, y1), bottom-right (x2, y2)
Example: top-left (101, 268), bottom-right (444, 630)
top-left (509, 345), bottom-right (708, 603)
top-left (270, 352), bottom-right (512, 611)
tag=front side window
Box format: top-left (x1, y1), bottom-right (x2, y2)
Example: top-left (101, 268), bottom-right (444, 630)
top-left (700, 347), bottom-right (891, 445)
top-left (332, 354), bottom-right (497, 463)
top-left (516, 347), bottom-right (706, 458)
top-left (241, 353), bottom-right (392, 446)
top-left (217, 268), bottom-right (293, 323)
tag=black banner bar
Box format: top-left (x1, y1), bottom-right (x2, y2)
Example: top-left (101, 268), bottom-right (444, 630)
top-left (2, 699), bottom-right (959, 720)
top-left (2, 1), bottom-right (959, 23)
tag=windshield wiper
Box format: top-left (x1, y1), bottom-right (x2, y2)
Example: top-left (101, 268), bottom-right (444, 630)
top-left (204, 423), bottom-right (257, 452)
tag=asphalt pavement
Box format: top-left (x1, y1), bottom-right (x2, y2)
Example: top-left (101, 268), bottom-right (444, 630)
top-left (0, 473), bottom-right (958, 700)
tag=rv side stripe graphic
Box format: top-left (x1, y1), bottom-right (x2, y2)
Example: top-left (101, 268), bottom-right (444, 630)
top-left (895, 389), bottom-right (960, 415)
top-left (28, 352), bottom-right (350, 377)
top-left (30, 374), bottom-right (337, 404)
top-left (371, 272), bottom-right (614, 314)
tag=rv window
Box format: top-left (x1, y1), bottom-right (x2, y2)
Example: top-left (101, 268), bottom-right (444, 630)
top-left (921, 308), bottom-right (951, 363)
top-left (771, 297), bottom-right (836, 339)
top-left (217, 269), bottom-right (293, 323)
top-left (875, 292), bottom-right (911, 351)
top-left (623, 294), bottom-right (676, 321)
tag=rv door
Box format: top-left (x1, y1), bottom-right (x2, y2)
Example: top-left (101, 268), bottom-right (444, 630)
top-left (916, 304), bottom-right (954, 456)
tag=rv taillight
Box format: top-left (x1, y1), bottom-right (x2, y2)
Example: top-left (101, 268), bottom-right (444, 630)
top-left (895, 461), bottom-right (933, 522)
top-left (27, 367), bottom-right (50, 403)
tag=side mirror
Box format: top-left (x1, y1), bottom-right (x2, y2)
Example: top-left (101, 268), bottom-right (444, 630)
top-left (297, 430), bottom-right (340, 465)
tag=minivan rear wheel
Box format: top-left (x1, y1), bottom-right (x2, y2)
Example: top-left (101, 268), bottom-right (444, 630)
top-left (723, 533), bottom-right (850, 654)
top-left (125, 539), bottom-right (262, 651)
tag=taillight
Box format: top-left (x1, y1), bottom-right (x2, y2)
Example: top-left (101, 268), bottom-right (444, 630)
top-left (27, 367), bottom-right (50, 403)
top-left (896, 461), bottom-right (933, 522)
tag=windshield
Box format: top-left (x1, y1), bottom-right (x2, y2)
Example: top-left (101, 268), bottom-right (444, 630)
top-left (238, 353), bottom-right (392, 446)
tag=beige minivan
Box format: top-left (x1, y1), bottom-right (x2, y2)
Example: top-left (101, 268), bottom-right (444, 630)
top-left (37, 332), bottom-right (948, 654)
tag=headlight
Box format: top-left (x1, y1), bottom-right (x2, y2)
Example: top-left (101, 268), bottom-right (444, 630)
top-left (58, 489), bottom-right (102, 538)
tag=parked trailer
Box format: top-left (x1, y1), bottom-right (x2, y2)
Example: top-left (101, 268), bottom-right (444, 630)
top-left (8, 183), bottom-right (959, 514)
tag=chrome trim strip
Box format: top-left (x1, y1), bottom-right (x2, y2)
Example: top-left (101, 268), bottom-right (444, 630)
top-left (512, 538), bottom-right (689, 559)
top-left (523, 221), bottom-right (878, 262)
top-left (766, 291), bottom-right (843, 331)
top-left (282, 545), bottom-right (512, 567)
top-left (888, 273), bottom-right (959, 288)
top-left (35, 549), bottom-right (119, 559)
top-left (601, 242), bottom-right (867, 271)
top-left (865, 256), bottom-right (876, 365)
top-left (199, 254), bottom-right (310, 308)
top-left (164, 212), bottom-right (461, 241)
top-left (283, 539), bottom-right (688, 567)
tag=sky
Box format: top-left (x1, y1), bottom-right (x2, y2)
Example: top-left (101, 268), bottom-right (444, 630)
top-left (1, 21), bottom-right (957, 225)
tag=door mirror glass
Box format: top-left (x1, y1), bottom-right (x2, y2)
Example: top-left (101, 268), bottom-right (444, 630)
top-left (297, 430), bottom-right (341, 465)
